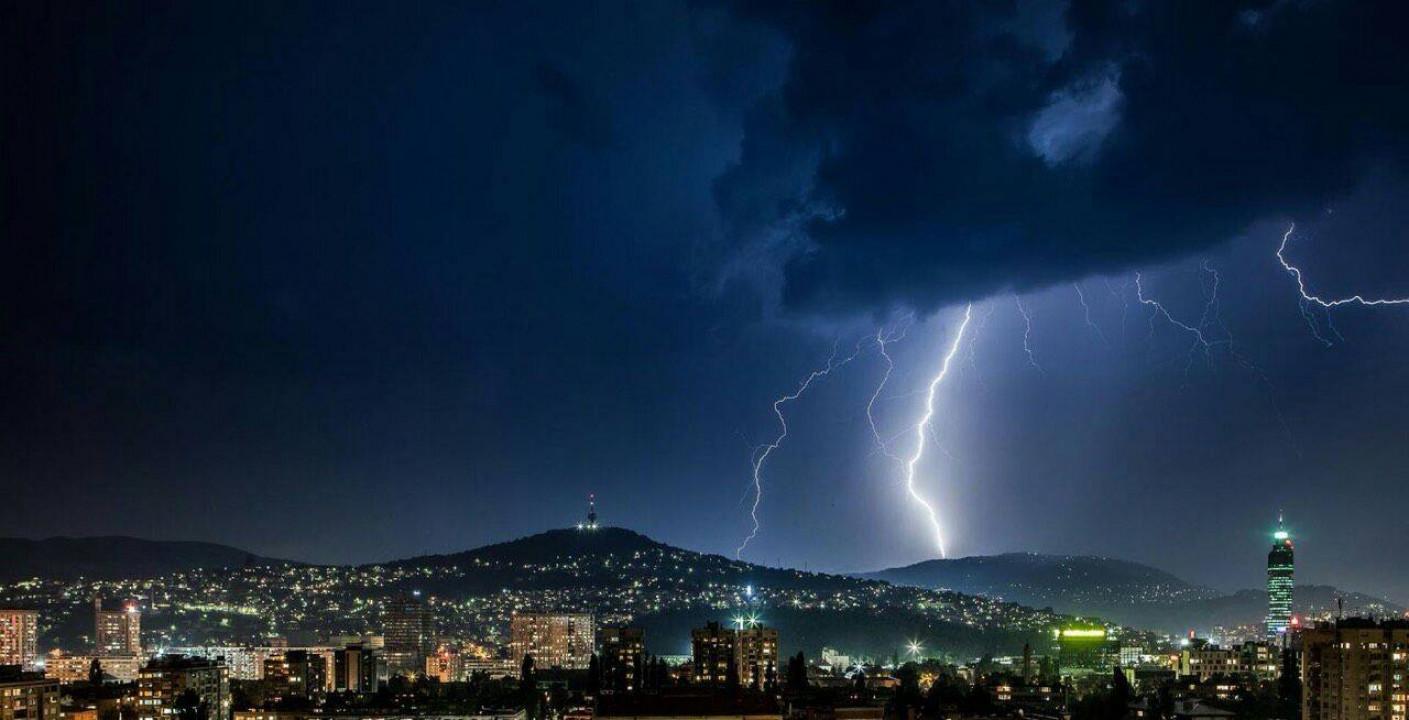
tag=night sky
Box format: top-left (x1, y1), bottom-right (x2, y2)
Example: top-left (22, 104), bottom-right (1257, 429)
top-left (5, 2), bottom-right (1409, 603)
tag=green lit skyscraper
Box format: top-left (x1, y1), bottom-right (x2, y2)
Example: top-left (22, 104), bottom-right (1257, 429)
top-left (1265, 513), bottom-right (1294, 638)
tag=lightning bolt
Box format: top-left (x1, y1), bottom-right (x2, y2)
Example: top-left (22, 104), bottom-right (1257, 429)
top-left (1276, 223), bottom-right (1409, 346)
top-left (1277, 223), bottom-right (1409, 307)
top-left (1013, 295), bottom-right (1044, 374)
top-left (963, 303), bottom-right (998, 388)
top-left (736, 337), bottom-right (866, 559)
top-left (1134, 271), bottom-right (1222, 373)
top-left (1136, 266), bottom-right (1299, 453)
top-left (902, 304), bottom-right (973, 559)
top-left (866, 319), bottom-right (911, 462)
top-left (1073, 282), bottom-right (1109, 346)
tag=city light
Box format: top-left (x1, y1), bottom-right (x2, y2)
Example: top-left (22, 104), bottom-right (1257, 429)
top-left (1057, 628), bottom-right (1107, 639)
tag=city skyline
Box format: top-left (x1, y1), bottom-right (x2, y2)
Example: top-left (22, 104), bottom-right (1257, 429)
top-left (6, 2), bottom-right (1409, 605)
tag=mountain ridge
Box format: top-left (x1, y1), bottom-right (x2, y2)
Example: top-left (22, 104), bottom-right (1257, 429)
top-left (12, 530), bottom-right (1399, 641)
top-left (0, 536), bottom-right (293, 581)
top-left (2, 527), bottom-right (1075, 659)
top-left (863, 553), bottom-right (1405, 633)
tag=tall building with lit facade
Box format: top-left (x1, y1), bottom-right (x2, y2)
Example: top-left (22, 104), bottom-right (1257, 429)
top-left (690, 622), bottom-right (737, 686)
top-left (1266, 516), bottom-right (1294, 639)
top-left (0, 610), bottom-right (39, 669)
top-left (736, 625), bottom-right (778, 690)
top-left (382, 594), bottom-right (433, 675)
top-left (1298, 619), bottom-right (1409, 720)
top-left (332, 644), bottom-right (381, 694)
top-left (94, 598), bottom-right (142, 657)
top-left (509, 612), bottom-right (594, 670)
top-left (0, 666), bottom-right (60, 720)
top-left (136, 656), bottom-right (229, 720)
top-left (600, 627), bottom-right (645, 693)
top-left (262, 650), bottom-right (326, 700)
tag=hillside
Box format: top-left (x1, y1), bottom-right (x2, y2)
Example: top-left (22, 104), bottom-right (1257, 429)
top-left (864, 553), bottom-right (1404, 633)
top-left (4, 527), bottom-right (1082, 659)
top-left (384, 527), bottom-right (875, 595)
top-left (0, 536), bottom-right (291, 581)
top-left (373, 527), bottom-right (1094, 657)
top-left (863, 552), bottom-right (1217, 609)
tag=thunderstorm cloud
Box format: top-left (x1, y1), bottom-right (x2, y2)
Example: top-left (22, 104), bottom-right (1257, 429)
top-left (711, 1), bottom-right (1409, 315)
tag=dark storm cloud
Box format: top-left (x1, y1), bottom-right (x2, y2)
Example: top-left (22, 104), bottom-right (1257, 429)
top-left (713, 0), bottom-right (1409, 315)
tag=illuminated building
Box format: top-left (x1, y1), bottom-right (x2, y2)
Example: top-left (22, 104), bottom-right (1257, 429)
top-left (600, 627), bottom-right (645, 693)
top-left (162, 646), bottom-right (278, 681)
top-left (1178, 640), bottom-right (1241, 681)
top-left (1173, 638), bottom-right (1281, 683)
top-left (0, 666), bottom-right (60, 720)
top-left (136, 656), bottom-right (229, 720)
top-left (461, 655), bottom-right (519, 679)
top-left (0, 610), bottom-right (39, 669)
top-left (382, 594), bottom-right (433, 675)
top-left (425, 645), bottom-right (463, 683)
top-left (45, 652), bottom-right (141, 684)
top-left (1239, 641), bottom-right (1281, 681)
top-left (262, 651), bottom-right (326, 700)
top-left (1053, 626), bottom-right (1116, 676)
top-left (333, 644), bottom-right (382, 694)
top-left (93, 598), bottom-right (142, 657)
top-left (690, 622), bottom-right (736, 686)
top-left (1266, 514), bottom-right (1294, 639)
top-left (1298, 619), bottom-right (1409, 720)
top-left (736, 625), bottom-right (778, 690)
top-left (509, 612), bottom-right (594, 670)
top-left (819, 648), bottom-right (850, 671)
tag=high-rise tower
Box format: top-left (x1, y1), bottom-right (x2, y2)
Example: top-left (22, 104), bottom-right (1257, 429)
top-left (382, 593), bottom-right (432, 675)
top-left (585, 493), bottom-right (598, 529)
top-left (1265, 512), bottom-right (1294, 639)
top-left (94, 598), bottom-right (142, 657)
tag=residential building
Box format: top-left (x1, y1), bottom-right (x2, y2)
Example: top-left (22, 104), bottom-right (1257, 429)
top-left (262, 651), bottom-right (325, 700)
top-left (94, 599), bottom-right (141, 657)
top-left (1179, 641), bottom-right (1241, 681)
top-left (45, 653), bottom-right (141, 684)
top-left (426, 645), bottom-right (463, 683)
top-left (691, 622), bottom-right (737, 686)
top-left (1298, 619), bottom-right (1409, 720)
top-left (600, 627), bottom-right (645, 693)
top-left (136, 656), bottom-right (229, 720)
top-left (509, 612), bottom-right (594, 670)
top-left (737, 625), bottom-right (778, 690)
top-left (0, 611), bottom-right (39, 670)
top-left (0, 667), bottom-right (60, 720)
